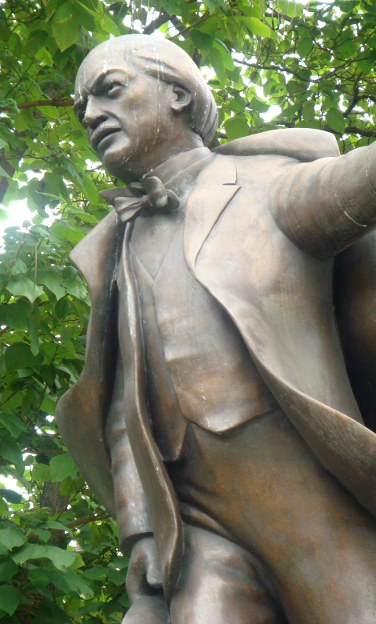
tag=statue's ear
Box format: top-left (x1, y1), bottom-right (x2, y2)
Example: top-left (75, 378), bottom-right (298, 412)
top-left (170, 83), bottom-right (192, 113)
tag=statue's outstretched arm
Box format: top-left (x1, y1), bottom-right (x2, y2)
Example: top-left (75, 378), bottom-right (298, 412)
top-left (271, 142), bottom-right (376, 259)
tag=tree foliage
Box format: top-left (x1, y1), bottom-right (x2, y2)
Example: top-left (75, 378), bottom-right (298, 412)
top-left (0, 0), bottom-right (374, 621)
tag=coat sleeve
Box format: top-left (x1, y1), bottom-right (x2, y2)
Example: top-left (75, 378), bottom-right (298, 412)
top-left (270, 141), bottom-right (376, 259)
top-left (106, 351), bottom-right (153, 555)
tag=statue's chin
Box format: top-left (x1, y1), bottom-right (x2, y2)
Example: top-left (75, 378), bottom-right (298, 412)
top-left (101, 146), bottom-right (137, 182)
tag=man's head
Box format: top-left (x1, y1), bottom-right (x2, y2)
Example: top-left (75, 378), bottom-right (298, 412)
top-left (74, 35), bottom-right (218, 182)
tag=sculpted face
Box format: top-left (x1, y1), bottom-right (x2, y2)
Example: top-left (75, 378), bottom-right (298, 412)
top-left (74, 39), bottom-right (198, 182)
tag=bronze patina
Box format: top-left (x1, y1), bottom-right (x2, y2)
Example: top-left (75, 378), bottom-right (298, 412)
top-left (57, 34), bottom-right (376, 623)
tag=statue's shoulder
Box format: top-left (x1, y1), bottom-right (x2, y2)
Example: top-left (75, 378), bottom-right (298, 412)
top-left (214, 128), bottom-right (340, 162)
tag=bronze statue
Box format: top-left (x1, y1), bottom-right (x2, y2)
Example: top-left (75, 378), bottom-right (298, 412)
top-left (56, 34), bottom-right (376, 623)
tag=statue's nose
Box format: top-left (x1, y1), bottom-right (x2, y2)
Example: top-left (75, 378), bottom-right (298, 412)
top-left (83, 95), bottom-right (107, 129)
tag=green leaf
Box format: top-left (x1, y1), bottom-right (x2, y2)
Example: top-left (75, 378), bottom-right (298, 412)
top-left (83, 565), bottom-right (107, 580)
top-left (59, 476), bottom-right (76, 497)
top-left (0, 207), bottom-right (8, 220)
top-left (0, 585), bottom-right (21, 616)
top-left (41, 520), bottom-right (72, 533)
top-left (0, 439), bottom-right (23, 472)
top-left (54, 298), bottom-right (70, 320)
top-left (69, 209), bottom-right (98, 224)
top-left (0, 414), bottom-right (27, 437)
top-left (209, 48), bottom-right (226, 83)
top-left (49, 221), bottom-right (84, 245)
top-left (32, 463), bottom-right (51, 483)
top-left (1, 390), bottom-right (23, 414)
top-left (0, 300), bottom-right (29, 330)
top-left (10, 258), bottom-right (27, 275)
top-left (75, 602), bottom-right (105, 617)
top-left (0, 527), bottom-right (26, 551)
top-left (357, 58), bottom-right (373, 75)
top-left (69, 553), bottom-right (85, 569)
top-left (0, 165), bottom-right (10, 178)
top-left (250, 97), bottom-right (269, 113)
top-left (191, 28), bottom-right (213, 50)
top-left (101, 13), bottom-right (121, 37)
top-left (12, 544), bottom-right (76, 570)
top-left (40, 395), bottom-right (57, 416)
top-left (5, 342), bottom-right (42, 373)
top-left (297, 35), bottom-right (313, 58)
top-left (246, 17), bottom-right (270, 38)
top-left (6, 276), bottom-right (43, 302)
top-left (37, 269), bottom-right (66, 300)
top-left (224, 117), bottom-right (249, 140)
top-left (107, 567), bottom-right (126, 586)
top-left (302, 101), bottom-right (315, 121)
top-left (213, 41), bottom-right (234, 70)
top-left (327, 108), bottom-right (346, 134)
top-left (31, 528), bottom-right (51, 542)
top-left (0, 560), bottom-right (18, 582)
top-left (29, 566), bottom-right (93, 598)
top-left (0, 489), bottom-right (22, 504)
top-left (81, 174), bottom-right (99, 204)
top-left (34, 597), bottom-right (71, 624)
top-left (54, 1), bottom-right (73, 22)
top-left (337, 38), bottom-right (357, 58)
top-left (52, 15), bottom-right (78, 52)
top-left (50, 453), bottom-right (77, 482)
top-left (277, 0), bottom-right (303, 18)
top-left (26, 318), bottom-right (39, 355)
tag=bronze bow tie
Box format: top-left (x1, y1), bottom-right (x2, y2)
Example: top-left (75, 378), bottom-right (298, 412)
top-left (99, 176), bottom-right (179, 223)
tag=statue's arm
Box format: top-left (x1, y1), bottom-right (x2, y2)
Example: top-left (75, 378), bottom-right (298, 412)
top-left (271, 142), bottom-right (376, 259)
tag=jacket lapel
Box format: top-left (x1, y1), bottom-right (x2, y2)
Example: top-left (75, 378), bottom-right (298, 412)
top-left (184, 155), bottom-right (240, 272)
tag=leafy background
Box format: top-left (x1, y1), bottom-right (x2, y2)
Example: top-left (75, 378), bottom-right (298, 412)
top-left (0, 0), bottom-right (375, 621)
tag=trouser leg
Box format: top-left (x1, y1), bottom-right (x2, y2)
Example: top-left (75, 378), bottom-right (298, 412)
top-left (170, 413), bottom-right (376, 623)
top-left (169, 525), bottom-right (287, 624)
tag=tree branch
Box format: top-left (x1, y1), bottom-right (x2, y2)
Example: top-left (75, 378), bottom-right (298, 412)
top-left (0, 99), bottom-right (73, 111)
top-left (346, 126), bottom-right (376, 138)
top-left (342, 75), bottom-right (361, 118)
top-left (144, 12), bottom-right (170, 34)
top-left (62, 512), bottom-right (110, 530)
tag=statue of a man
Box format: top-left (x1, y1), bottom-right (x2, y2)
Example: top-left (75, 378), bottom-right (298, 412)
top-left (57, 34), bottom-right (376, 623)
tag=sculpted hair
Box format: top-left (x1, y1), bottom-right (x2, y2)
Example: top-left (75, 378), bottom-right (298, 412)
top-left (120, 35), bottom-right (218, 146)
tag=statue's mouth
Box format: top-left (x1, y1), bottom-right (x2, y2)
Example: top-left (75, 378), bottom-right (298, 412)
top-left (91, 124), bottom-right (121, 152)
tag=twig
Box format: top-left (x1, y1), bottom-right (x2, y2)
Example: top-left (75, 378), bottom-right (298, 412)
top-left (0, 99), bottom-right (73, 111)
top-left (62, 512), bottom-right (110, 530)
top-left (144, 11), bottom-right (170, 34)
top-left (346, 126), bottom-right (376, 138)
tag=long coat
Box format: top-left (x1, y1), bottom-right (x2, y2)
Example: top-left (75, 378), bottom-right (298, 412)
top-left (56, 128), bottom-right (376, 599)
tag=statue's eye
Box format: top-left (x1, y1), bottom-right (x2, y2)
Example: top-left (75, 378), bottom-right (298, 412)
top-left (105, 82), bottom-right (121, 96)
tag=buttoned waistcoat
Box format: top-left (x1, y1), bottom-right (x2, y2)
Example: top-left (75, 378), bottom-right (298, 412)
top-left (56, 128), bottom-right (376, 598)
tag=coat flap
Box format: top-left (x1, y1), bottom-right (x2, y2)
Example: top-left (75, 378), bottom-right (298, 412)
top-left (57, 210), bottom-right (125, 516)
